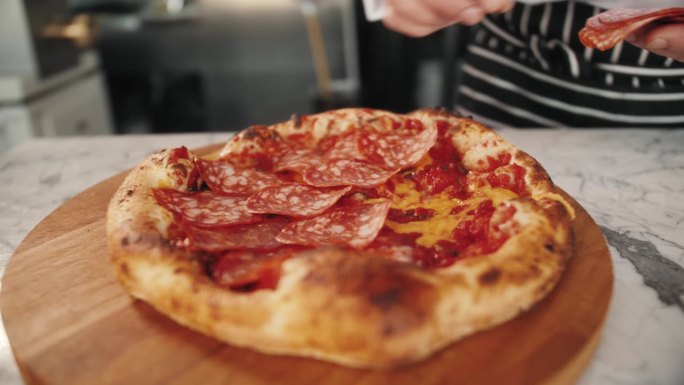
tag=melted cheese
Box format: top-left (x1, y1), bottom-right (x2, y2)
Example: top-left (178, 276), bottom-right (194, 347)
top-left (386, 180), bottom-right (519, 248)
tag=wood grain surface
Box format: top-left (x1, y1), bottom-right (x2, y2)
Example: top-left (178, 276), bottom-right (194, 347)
top-left (1, 145), bottom-right (613, 385)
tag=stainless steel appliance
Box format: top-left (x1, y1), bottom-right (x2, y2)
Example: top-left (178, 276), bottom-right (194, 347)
top-left (0, 0), bottom-right (113, 153)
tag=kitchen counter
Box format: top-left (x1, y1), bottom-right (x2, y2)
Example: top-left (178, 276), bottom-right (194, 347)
top-left (0, 130), bottom-right (683, 385)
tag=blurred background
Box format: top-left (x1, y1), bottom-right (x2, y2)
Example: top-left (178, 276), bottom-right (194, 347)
top-left (0, 0), bottom-right (467, 152)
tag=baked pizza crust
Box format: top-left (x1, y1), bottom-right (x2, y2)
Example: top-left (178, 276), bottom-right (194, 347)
top-left (106, 108), bottom-right (574, 368)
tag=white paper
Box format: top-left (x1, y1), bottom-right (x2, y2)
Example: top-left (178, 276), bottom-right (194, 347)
top-left (362, 0), bottom-right (387, 21)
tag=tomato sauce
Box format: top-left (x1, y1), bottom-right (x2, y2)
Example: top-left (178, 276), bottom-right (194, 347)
top-left (387, 207), bottom-right (436, 223)
top-left (414, 163), bottom-right (468, 196)
top-left (169, 146), bottom-right (190, 163)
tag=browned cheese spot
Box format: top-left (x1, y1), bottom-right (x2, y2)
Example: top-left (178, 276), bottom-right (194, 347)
top-left (302, 250), bottom-right (436, 337)
top-left (120, 262), bottom-right (130, 277)
top-left (191, 280), bottom-right (201, 293)
top-left (534, 279), bottom-right (555, 298)
top-left (529, 264), bottom-right (542, 276)
top-left (479, 268), bottom-right (502, 285)
top-left (243, 125), bottom-right (280, 141)
top-left (170, 297), bottom-right (182, 311)
top-left (205, 300), bottom-right (219, 321)
top-left (370, 288), bottom-right (401, 310)
top-left (382, 323), bottom-right (397, 337)
top-left (171, 163), bottom-right (188, 178)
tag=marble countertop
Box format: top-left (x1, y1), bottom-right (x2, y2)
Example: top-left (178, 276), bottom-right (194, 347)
top-left (0, 130), bottom-right (682, 385)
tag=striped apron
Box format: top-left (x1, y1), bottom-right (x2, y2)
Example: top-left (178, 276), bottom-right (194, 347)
top-left (456, 0), bottom-right (684, 128)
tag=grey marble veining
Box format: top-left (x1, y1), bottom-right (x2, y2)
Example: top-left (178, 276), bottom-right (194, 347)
top-left (0, 130), bottom-right (683, 385)
top-left (499, 128), bottom-right (684, 385)
top-left (601, 226), bottom-right (684, 312)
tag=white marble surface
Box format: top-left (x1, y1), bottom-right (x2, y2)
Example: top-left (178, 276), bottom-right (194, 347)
top-left (0, 130), bottom-right (683, 385)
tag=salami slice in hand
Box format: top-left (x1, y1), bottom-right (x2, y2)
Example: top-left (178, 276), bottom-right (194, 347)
top-left (579, 7), bottom-right (684, 51)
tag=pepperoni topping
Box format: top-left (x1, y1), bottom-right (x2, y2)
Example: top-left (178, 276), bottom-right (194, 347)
top-left (156, 115), bottom-right (533, 293)
top-left (276, 199), bottom-right (391, 248)
top-left (196, 159), bottom-right (281, 196)
top-left (324, 122), bottom-right (437, 170)
top-left (275, 121), bottom-right (437, 186)
top-left (211, 250), bottom-right (290, 291)
top-left (303, 159), bottom-right (398, 188)
top-left (185, 219), bottom-right (289, 252)
top-left (325, 131), bottom-right (363, 160)
top-left (273, 148), bottom-right (317, 172)
top-left (246, 184), bottom-right (351, 217)
top-left (357, 123), bottom-right (437, 170)
top-left (153, 189), bottom-right (261, 227)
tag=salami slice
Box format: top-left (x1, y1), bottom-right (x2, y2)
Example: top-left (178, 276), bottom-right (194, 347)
top-left (276, 199), bottom-right (391, 248)
top-left (246, 184), bottom-right (352, 217)
top-left (196, 159), bottom-right (281, 196)
top-left (153, 188), bottom-right (261, 227)
top-left (211, 250), bottom-right (289, 290)
top-left (274, 120), bottom-right (437, 188)
top-left (325, 132), bottom-right (364, 161)
top-left (185, 219), bottom-right (288, 251)
top-left (357, 123), bottom-right (437, 170)
top-left (325, 122), bottom-right (437, 170)
top-left (303, 159), bottom-right (397, 188)
top-left (579, 7), bottom-right (684, 51)
top-left (273, 148), bottom-right (318, 172)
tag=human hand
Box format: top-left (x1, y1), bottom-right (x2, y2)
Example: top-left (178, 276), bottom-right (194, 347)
top-left (627, 22), bottom-right (684, 63)
top-left (382, 0), bottom-right (514, 37)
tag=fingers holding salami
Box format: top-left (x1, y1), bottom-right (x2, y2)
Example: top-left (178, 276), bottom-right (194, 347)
top-left (579, 7), bottom-right (684, 61)
top-left (626, 22), bottom-right (684, 63)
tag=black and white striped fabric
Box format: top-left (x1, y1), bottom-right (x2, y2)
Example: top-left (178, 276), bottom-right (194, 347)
top-left (456, 0), bottom-right (684, 128)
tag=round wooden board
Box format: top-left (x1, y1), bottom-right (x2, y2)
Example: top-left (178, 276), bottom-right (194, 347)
top-left (1, 145), bottom-right (613, 385)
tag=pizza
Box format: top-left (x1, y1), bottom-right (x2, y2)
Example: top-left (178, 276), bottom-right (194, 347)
top-left (106, 108), bottom-right (575, 368)
top-left (579, 7), bottom-right (684, 51)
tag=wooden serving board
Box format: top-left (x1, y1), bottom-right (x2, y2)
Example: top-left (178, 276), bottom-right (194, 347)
top-left (1, 145), bottom-right (613, 385)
